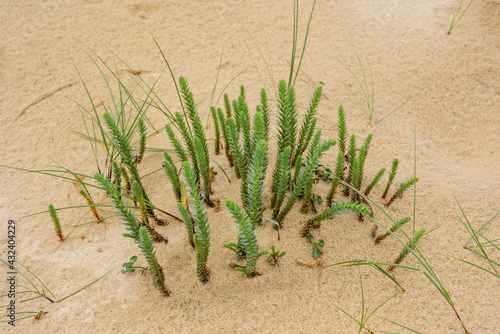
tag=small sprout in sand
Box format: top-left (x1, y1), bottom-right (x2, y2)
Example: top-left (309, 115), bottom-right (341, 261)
top-left (386, 177), bottom-right (419, 207)
top-left (79, 189), bottom-right (103, 223)
top-left (138, 226), bottom-right (170, 296)
top-left (267, 245), bottom-right (286, 266)
top-left (225, 199), bottom-right (269, 277)
top-left (307, 235), bottom-right (324, 258)
top-left (48, 204), bottom-right (63, 241)
top-left (135, 116), bottom-right (146, 164)
top-left (382, 158), bottom-right (399, 199)
top-left (374, 216), bottom-right (411, 244)
top-left (364, 167), bottom-right (386, 197)
top-left (389, 228), bottom-right (426, 271)
top-left (121, 256), bottom-right (147, 274)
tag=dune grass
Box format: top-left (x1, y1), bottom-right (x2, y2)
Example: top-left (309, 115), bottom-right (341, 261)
top-left (448, 0), bottom-right (474, 35)
top-left (329, 46), bottom-right (426, 123)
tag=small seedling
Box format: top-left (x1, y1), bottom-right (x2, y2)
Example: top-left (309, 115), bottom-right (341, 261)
top-left (48, 204), bottom-right (64, 241)
top-left (386, 177), bottom-right (419, 207)
top-left (389, 228), bottom-right (426, 271)
top-left (121, 256), bottom-right (147, 274)
top-left (374, 216), bottom-right (411, 244)
top-left (382, 159), bottom-right (399, 199)
top-left (307, 235), bottom-right (324, 258)
top-left (138, 226), bottom-right (170, 295)
top-left (267, 245), bottom-right (286, 266)
top-left (225, 199), bottom-right (269, 277)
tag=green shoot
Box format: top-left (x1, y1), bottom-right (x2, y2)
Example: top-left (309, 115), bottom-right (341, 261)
top-left (243, 140), bottom-right (268, 227)
top-left (275, 131), bottom-right (335, 225)
top-left (211, 107), bottom-right (221, 155)
top-left (364, 168), bottom-right (386, 196)
top-left (138, 226), bottom-right (170, 295)
top-left (343, 134), bottom-right (357, 196)
top-left (382, 158), bottom-right (399, 199)
top-left (163, 152), bottom-right (183, 204)
top-left (389, 228), bottom-right (426, 271)
top-left (302, 200), bottom-right (371, 237)
top-left (386, 177), bottom-right (419, 207)
top-left (267, 245), bottom-right (286, 266)
top-left (306, 235), bottom-right (324, 258)
top-left (121, 256), bottom-right (147, 274)
top-left (48, 204), bottom-right (64, 241)
top-left (79, 189), bottom-right (103, 224)
top-left (293, 86), bottom-right (322, 164)
top-left (271, 146), bottom-right (292, 215)
top-left (225, 200), bottom-right (269, 277)
top-left (95, 173), bottom-right (140, 241)
top-left (180, 161), bottom-right (211, 282)
top-left (136, 117), bottom-right (146, 164)
top-left (375, 216), bottom-right (412, 244)
top-left (326, 150), bottom-right (344, 206)
top-left (217, 107), bottom-right (234, 167)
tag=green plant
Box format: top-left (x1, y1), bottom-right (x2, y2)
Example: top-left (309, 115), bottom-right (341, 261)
top-left (103, 112), bottom-right (163, 224)
top-left (271, 146), bottom-right (292, 214)
top-left (48, 204), bottom-right (64, 241)
top-left (386, 177), bottom-right (419, 207)
top-left (382, 158), bottom-right (399, 199)
top-left (301, 200), bottom-right (371, 237)
top-left (225, 199), bottom-right (269, 277)
top-left (138, 226), bottom-right (170, 295)
top-left (267, 245), bottom-right (286, 266)
top-left (211, 106), bottom-right (221, 155)
top-left (389, 228), bottom-right (426, 271)
top-left (242, 139), bottom-right (268, 227)
top-left (306, 235), bottom-right (324, 258)
top-left (375, 216), bottom-right (411, 244)
top-left (121, 256), bottom-right (147, 274)
top-left (163, 77), bottom-right (214, 207)
top-left (178, 161), bottom-right (211, 282)
top-left (364, 168), bottom-right (386, 196)
top-left (136, 116), bottom-right (146, 164)
top-left (448, 0), bottom-right (474, 35)
top-left (78, 189), bottom-right (103, 223)
top-left (274, 131), bottom-right (335, 226)
top-left (95, 173), bottom-right (141, 242)
top-left (326, 150), bottom-right (344, 206)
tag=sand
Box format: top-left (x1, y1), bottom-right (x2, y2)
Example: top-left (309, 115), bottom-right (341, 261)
top-left (1, 0), bottom-right (499, 333)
